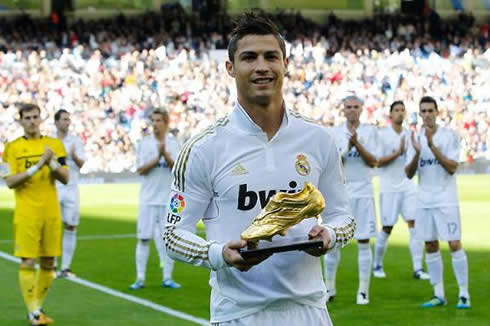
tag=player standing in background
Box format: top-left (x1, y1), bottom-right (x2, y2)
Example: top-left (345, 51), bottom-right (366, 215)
top-left (129, 109), bottom-right (181, 290)
top-left (1, 104), bottom-right (69, 325)
top-left (373, 101), bottom-right (429, 280)
top-left (164, 12), bottom-right (355, 325)
top-left (324, 95), bottom-right (378, 305)
top-left (406, 96), bottom-right (470, 309)
top-left (54, 109), bottom-right (86, 278)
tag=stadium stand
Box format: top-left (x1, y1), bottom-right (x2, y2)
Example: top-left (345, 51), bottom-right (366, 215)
top-left (0, 9), bottom-right (488, 172)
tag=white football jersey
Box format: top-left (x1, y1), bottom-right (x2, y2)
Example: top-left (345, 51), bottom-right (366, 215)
top-left (137, 134), bottom-right (180, 206)
top-left (406, 126), bottom-right (460, 208)
top-left (56, 133), bottom-right (86, 187)
top-left (164, 103), bottom-right (355, 323)
top-left (330, 123), bottom-right (377, 198)
top-left (377, 127), bottom-right (415, 193)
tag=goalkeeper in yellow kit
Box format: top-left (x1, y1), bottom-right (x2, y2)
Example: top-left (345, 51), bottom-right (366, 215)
top-left (1, 104), bottom-right (69, 326)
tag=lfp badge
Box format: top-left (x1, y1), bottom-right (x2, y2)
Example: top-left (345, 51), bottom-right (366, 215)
top-left (170, 194), bottom-right (186, 214)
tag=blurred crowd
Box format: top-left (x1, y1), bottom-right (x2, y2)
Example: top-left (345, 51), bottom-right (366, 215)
top-left (0, 7), bottom-right (489, 172)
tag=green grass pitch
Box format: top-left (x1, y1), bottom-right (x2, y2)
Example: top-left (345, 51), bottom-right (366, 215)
top-left (0, 175), bottom-right (489, 325)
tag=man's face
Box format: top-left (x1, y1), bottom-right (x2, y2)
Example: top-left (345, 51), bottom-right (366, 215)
top-left (343, 99), bottom-right (362, 124)
top-left (20, 109), bottom-right (41, 136)
top-left (390, 104), bottom-right (406, 125)
top-left (226, 34), bottom-right (288, 106)
top-left (419, 102), bottom-right (438, 128)
top-left (151, 113), bottom-right (167, 135)
top-left (55, 112), bottom-right (71, 133)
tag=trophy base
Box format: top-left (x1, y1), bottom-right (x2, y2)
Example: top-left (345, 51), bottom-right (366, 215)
top-left (240, 236), bottom-right (323, 259)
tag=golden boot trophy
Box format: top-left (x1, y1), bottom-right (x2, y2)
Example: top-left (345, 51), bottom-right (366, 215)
top-left (240, 182), bottom-right (325, 258)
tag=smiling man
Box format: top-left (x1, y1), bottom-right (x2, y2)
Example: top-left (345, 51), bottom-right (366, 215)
top-left (405, 96), bottom-right (470, 309)
top-left (164, 12), bottom-right (355, 326)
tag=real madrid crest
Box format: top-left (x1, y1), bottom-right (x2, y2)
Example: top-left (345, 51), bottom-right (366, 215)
top-left (295, 154), bottom-right (311, 176)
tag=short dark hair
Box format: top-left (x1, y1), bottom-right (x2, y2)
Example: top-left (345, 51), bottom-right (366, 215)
top-left (151, 109), bottom-right (169, 124)
top-left (419, 96), bottom-right (438, 111)
top-left (54, 109), bottom-right (69, 121)
top-left (227, 12), bottom-right (286, 63)
top-left (19, 103), bottom-right (41, 119)
top-left (390, 100), bottom-right (405, 112)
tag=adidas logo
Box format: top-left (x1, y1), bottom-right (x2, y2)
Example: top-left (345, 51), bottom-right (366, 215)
top-left (230, 164), bottom-right (248, 176)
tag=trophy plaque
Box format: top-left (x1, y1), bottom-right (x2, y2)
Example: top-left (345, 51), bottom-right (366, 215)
top-left (240, 182), bottom-right (325, 258)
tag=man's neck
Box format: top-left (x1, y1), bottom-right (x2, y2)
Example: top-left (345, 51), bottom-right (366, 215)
top-left (25, 132), bottom-right (41, 140)
top-left (239, 97), bottom-right (285, 141)
top-left (347, 120), bottom-right (360, 130)
top-left (154, 131), bottom-right (166, 142)
top-left (392, 123), bottom-right (403, 134)
top-left (57, 130), bottom-right (68, 139)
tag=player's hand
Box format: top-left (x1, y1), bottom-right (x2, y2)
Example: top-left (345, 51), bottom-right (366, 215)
top-left (411, 131), bottom-right (421, 153)
top-left (305, 225), bottom-right (331, 256)
top-left (399, 136), bottom-right (406, 155)
top-left (222, 240), bottom-right (271, 272)
top-left (348, 130), bottom-right (358, 149)
top-left (158, 142), bottom-right (166, 156)
top-left (40, 146), bottom-right (54, 165)
top-left (70, 145), bottom-right (76, 158)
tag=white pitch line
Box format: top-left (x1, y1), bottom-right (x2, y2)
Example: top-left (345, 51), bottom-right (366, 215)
top-left (0, 233), bottom-right (136, 244)
top-left (0, 251), bottom-right (209, 326)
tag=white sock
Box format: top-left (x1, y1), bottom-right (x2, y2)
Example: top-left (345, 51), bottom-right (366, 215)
top-left (323, 249), bottom-right (340, 291)
top-left (153, 225), bottom-right (175, 281)
top-left (408, 227), bottom-right (424, 271)
top-left (136, 240), bottom-right (150, 281)
top-left (451, 249), bottom-right (469, 298)
top-left (374, 231), bottom-right (389, 268)
top-left (358, 242), bottom-right (372, 294)
top-left (61, 230), bottom-right (77, 270)
top-left (426, 251), bottom-right (444, 298)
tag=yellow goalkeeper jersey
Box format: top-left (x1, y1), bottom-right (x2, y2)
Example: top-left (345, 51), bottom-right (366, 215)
top-left (3, 136), bottom-right (67, 219)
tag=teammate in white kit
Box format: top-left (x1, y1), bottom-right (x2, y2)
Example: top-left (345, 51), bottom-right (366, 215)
top-left (129, 109), bottom-right (181, 290)
top-left (324, 95), bottom-right (378, 305)
top-left (373, 101), bottom-right (429, 280)
top-left (54, 109), bottom-right (86, 278)
top-left (405, 96), bottom-right (470, 309)
top-left (164, 13), bottom-right (355, 325)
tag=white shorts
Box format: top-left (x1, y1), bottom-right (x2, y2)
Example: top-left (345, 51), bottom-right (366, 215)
top-left (58, 186), bottom-right (80, 226)
top-left (379, 191), bottom-right (416, 227)
top-left (138, 205), bottom-right (166, 240)
top-left (415, 206), bottom-right (462, 242)
top-left (350, 198), bottom-right (377, 240)
top-left (211, 301), bottom-right (332, 326)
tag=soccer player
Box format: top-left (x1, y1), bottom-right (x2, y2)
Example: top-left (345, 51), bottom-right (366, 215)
top-left (1, 103), bottom-right (69, 325)
top-left (324, 95), bottom-right (377, 305)
top-left (129, 109), bottom-right (181, 290)
top-left (405, 96), bottom-right (470, 309)
top-left (54, 109), bottom-right (86, 278)
top-left (164, 13), bottom-right (355, 325)
top-left (373, 101), bottom-right (429, 280)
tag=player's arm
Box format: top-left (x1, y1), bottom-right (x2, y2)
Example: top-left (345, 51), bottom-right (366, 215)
top-left (378, 136), bottom-right (405, 167)
top-left (427, 132), bottom-right (459, 175)
top-left (164, 149), bottom-right (268, 272)
top-left (350, 129), bottom-right (377, 167)
top-left (307, 135), bottom-right (356, 256)
top-left (135, 140), bottom-right (160, 175)
top-left (405, 132), bottom-right (421, 179)
top-left (71, 138), bottom-right (86, 169)
top-left (3, 147), bottom-right (50, 189)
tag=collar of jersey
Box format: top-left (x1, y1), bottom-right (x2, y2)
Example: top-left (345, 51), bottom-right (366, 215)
top-left (231, 100), bottom-right (289, 135)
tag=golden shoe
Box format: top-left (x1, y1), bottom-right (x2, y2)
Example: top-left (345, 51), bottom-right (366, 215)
top-left (241, 182), bottom-right (325, 243)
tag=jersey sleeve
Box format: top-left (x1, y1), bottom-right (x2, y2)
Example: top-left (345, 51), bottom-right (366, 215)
top-left (164, 146), bottom-right (225, 270)
top-left (318, 134), bottom-right (356, 249)
top-left (53, 139), bottom-right (68, 166)
top-left (75, 136), bottom-right (87, 161)
top-left (135, 139), bottom-right (146, 169)
top-left (0, 142), bottom-right (12, 177)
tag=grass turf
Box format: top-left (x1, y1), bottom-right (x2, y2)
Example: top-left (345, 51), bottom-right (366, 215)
top-left (0, 174), bottom-right (489, 325)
